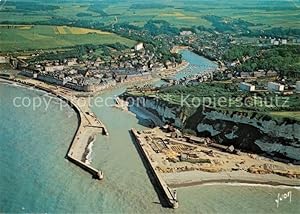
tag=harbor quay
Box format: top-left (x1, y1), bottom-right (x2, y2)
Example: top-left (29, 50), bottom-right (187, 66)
top-left (0, 77), bottom-right (108, 180)
top-left (130, 128), bottom-right (179, 209)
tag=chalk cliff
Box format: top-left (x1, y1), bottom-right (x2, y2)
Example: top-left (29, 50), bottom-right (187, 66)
top-left (122, 94), bottom-right (300, 162)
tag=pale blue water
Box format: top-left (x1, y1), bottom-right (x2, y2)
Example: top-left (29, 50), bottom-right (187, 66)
top-left (174, 50), bottom-right (218, 80)
top-left (0, 84), bottom-right (117, 213)
top-left (1, 51), bottom-right (299, 213)
top-left (155, 50), bottom-right (218, 87)
top-left (90, 86), bottom-right (300, 214)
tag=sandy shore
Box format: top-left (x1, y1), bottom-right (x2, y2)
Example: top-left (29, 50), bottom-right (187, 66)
top-left (163, 170), bottom-right (300, 188)
top-left (171, 45), bottom-right (190, 53)
top-left (157, 61), bottom-right (189, 78)
top-left (132, 128), bottom-right (300, 190)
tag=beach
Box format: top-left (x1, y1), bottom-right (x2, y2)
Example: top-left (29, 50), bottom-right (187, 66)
top-left (163, 170), bottom-right (300, 188)
top-left (128, 127), bottom-right (300, 196)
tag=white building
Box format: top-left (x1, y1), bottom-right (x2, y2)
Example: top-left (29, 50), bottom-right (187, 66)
top-left (0, 56), bottom-right (8, 63)
top-left (67, 58), bottom-right (77, 66)
top-left (296, 81), bottom-right (300, 93)
top-left (239, 82), bottom-right (255, 92)
top-left (273, 41), bottom-right (279, 46)
top-left (270, 38), bottom-right (275, 44)
top-left (268, 82), bottom-right (284, 92)
top-left (44, 65), bottom-right (64, 72)
top-left (282, 39), bottom-right (287, 45)
top-left (134, 42), bottom-right (144, 51)
top-left (180, 31), bottom-right (193, 36)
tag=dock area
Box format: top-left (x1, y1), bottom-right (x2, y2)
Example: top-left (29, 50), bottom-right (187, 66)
top-left (130, 128), bottom-right (179, 209)
top-left (130, 127), bottom-right (300, 188)
top-left (1, 77), bottom-right (108, 180)
top-left (64, 91), bottom-right (106, 180)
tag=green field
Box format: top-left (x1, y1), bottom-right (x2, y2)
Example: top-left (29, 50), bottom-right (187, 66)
top-left (0, 25), bottom-right (136, 53)
top-left (269, 111), bottom-right (300, 121)
top-left (0, 0), bottom-right (299, 29)
top-left (127, 82), bottom-right (300, 121)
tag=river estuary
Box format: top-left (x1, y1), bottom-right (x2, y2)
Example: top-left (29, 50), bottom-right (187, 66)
top-left (0, 50), bottom-right (299, 213)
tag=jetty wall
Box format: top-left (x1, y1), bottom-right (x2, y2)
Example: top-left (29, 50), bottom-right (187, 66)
top-left (66, 155), bottom-right (103, 179)
top-left (131, 128), bottom-right (178, 209)
top-left (4, 78), bottom-right (105, 179)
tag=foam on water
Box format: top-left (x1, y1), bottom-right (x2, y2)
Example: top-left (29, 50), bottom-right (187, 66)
top-left (85, 138), bottom-right (94, 165)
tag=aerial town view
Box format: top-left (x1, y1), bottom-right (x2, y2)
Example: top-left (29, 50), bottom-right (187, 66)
top-left (0, 0), bottom-right (299, 213)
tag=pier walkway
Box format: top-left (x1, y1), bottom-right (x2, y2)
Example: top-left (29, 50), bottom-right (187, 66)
top-left (3, 77), bottom-right (108, 180)
top-left (131, 128), bottom-right (178, 209)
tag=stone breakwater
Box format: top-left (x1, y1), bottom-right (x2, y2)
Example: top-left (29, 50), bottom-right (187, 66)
top-left (121, 95), bottom-right (300, 163)
top-left (0, 77), bottom-right (108, 179)
top-left (130, 128), bottom-right (179, 209)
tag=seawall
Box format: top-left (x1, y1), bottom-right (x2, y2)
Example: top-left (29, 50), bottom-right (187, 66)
top-left (1, 77), bottom-right (106, 180)
top-left (130, 128), bottom-right (179, 209)
top-left (66, 156), bottom-right (103, 179)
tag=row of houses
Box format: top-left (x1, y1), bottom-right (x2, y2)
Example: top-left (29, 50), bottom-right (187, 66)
top-left (270, 38), bottom-right (287, 46)
top-left (21, 67), bottom-right (152, 92)
top-left (240, 81), bottom-right (300, 93)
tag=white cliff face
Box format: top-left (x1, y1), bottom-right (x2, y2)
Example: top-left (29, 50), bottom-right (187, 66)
top-left (140, 99), bottom-right (185, 128)
top-left (202, 110), bottom-right (300, 141)
top-left (139, 98), bottom-right (299, 141)
top-left (134, 96), bottom-right (299, 161)
top-left (255, 139), bottom-right (300, 161)
top-left (197, 123), bottom-right (221, 136)
top-left (224, 131), bottom-right (239, 140)
top-left (196, 110), bottom-right (299, 161)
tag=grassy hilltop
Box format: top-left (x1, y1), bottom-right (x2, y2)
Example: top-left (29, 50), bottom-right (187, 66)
top-left (0, 0), bottom-right (298, 56)
top-left (1, 0), bottom-right (299, 28)
top-left (127, 81), bottom-right (300, 121)
top-left (0, 25), bottom-right (136, 52)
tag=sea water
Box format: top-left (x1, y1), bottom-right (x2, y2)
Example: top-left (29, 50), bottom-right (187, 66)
top-left (91, 87), bottom-right (300, 214)
top-left (174, 50), bottom-right (218, 80)
top-left (0, 84), bottom-right (110, 212)
top-left (1, 51), bottom-right (299, 213)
